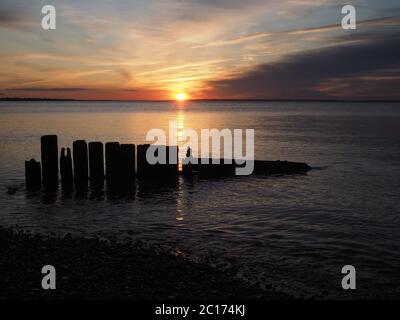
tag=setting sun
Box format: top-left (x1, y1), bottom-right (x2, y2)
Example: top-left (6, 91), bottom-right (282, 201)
top-left (175, 93), bottom-right (187, 101)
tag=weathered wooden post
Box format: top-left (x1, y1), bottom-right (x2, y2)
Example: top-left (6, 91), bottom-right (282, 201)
top-left (105, 142), bottom-right (121, 188)
top-left (41, 135), bottom-right (58, 189)
top-left (137, 144), bottom-right (151, 178)
top-left (120, 144), bottom-right (135, 185)
top-left (89, 142), bottom-right (104, 187)
top-left (25, 159), bottom-right (41, 189)
top-left (60, 148), bottom-right (73, 191)
top-left (73, 140), bottom-right (88, 191)
top-left (167, 145), bottom-right (179, 178)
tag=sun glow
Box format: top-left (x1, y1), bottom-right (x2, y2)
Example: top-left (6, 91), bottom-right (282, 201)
top-left (175, 92), bottom-right (187, 101)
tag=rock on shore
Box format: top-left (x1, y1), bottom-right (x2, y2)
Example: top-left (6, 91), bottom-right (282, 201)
top-left (0, 226), bottom-right (285, 300)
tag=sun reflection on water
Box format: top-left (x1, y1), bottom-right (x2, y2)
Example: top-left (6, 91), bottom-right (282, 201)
top-left (176, 110), bottom-right (186, 172)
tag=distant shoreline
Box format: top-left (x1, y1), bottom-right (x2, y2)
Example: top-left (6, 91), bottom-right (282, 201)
top-left (1, 97), bottom-right (399, 103)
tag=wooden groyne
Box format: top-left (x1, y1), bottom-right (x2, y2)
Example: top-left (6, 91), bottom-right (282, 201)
top-left (182, 158), bottom-right (311, 177)
top-left (25, 135), bottom-right (311, 191)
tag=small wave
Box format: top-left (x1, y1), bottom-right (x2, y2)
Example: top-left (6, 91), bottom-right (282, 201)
top-left (311, 165), bottom-right (329, 170)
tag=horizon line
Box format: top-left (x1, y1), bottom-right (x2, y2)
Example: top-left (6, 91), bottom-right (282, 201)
top-left (1, 97), bottom-right (400, 103)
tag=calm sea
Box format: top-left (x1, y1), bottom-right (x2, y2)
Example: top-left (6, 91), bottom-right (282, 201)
top-left (1, 101), bottom-right (400, 298)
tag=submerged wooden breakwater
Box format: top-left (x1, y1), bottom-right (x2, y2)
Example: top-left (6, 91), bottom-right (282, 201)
top-left (25, 135), bottom-right (311, 191)
top-left (183, 158), bottom-right (311, 177)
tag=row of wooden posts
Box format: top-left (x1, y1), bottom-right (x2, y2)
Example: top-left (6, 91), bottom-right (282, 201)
top-left (25, 135), bottom-right (179, 191)
top-left (25, 135), bottom-right (313, 191)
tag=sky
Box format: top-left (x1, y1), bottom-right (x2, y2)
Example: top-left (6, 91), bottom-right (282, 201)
top-left (0, 0), bottom-right (399, 100)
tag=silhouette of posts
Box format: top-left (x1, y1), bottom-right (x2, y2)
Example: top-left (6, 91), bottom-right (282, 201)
top-left (25, 159), bottom-right (41, 189)
top-left (73, 140), bottom-right (88, 191)
top-left (120, 144), bottom-right (135, 185)
top-left (41, 135), bottom-right (58, 190)
top-left (25, 137), bottom-right (313, 196)
top-left (60, 148), bottom-right (73, 191)
top-left (89, 142), bottom-right (104, 188)
top-left (105, 142), bottom-right (122, 188)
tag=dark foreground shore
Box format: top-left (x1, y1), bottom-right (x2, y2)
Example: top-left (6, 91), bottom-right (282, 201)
top-left (0, 226), bottom-right (286, 300)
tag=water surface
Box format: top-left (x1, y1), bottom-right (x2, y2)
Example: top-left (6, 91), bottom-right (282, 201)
top-left (1, 101), bottom-right (400, 298)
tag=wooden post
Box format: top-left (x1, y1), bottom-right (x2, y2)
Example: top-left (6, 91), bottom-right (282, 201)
top-left (73, 140), bottom-right (88, 191)
top-left (105, 142), bottom-right (121, 188)
top-left (154, 145), bottom-right (166, 176)
top-left (25, 159), bottom-right (41, 189)
top-left (41, 135), bottom-right (58, 189)
top-left (89, 142), bottom-right (104, 187)
top-left (137, 144), bottom-right (178, 181)
top-left (120, 144), bottom-right (135, 185)
top-left (137, 144), bottom-right (151, 178)
top-left (60, 148), bottom-right (73, 191)
top-left (167, 146), bottom-right (179, 178)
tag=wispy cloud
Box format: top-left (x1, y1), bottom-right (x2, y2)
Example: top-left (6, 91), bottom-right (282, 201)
top-left (6, 87), bottom-right (92, 92)
top-left (205, 30), bottom-right (400, 100)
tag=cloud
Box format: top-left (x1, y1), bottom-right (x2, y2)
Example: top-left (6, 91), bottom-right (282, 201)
top-left (317, 68), bottom-right (400, 99)
top-left (117, 69), bottom-right (132, 81)
top-left (206, 30), bottom-right (400, 100)
top-left (287, 16), bottom-right (400, 35)
top-left (195, 16), bottom-right (400, 49)
top-left (0, 8), bottom-right (24, 27)
top-left (0, 3), bottom-right (36, 30)
top-left (193, 32), bottom-right (272, 48)
top-left (5, 87), bottom-right (140, 93)
top-left (1, 1), bottom-right (400, 100)
top-left (6, 87), bottom-right (92, 92)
